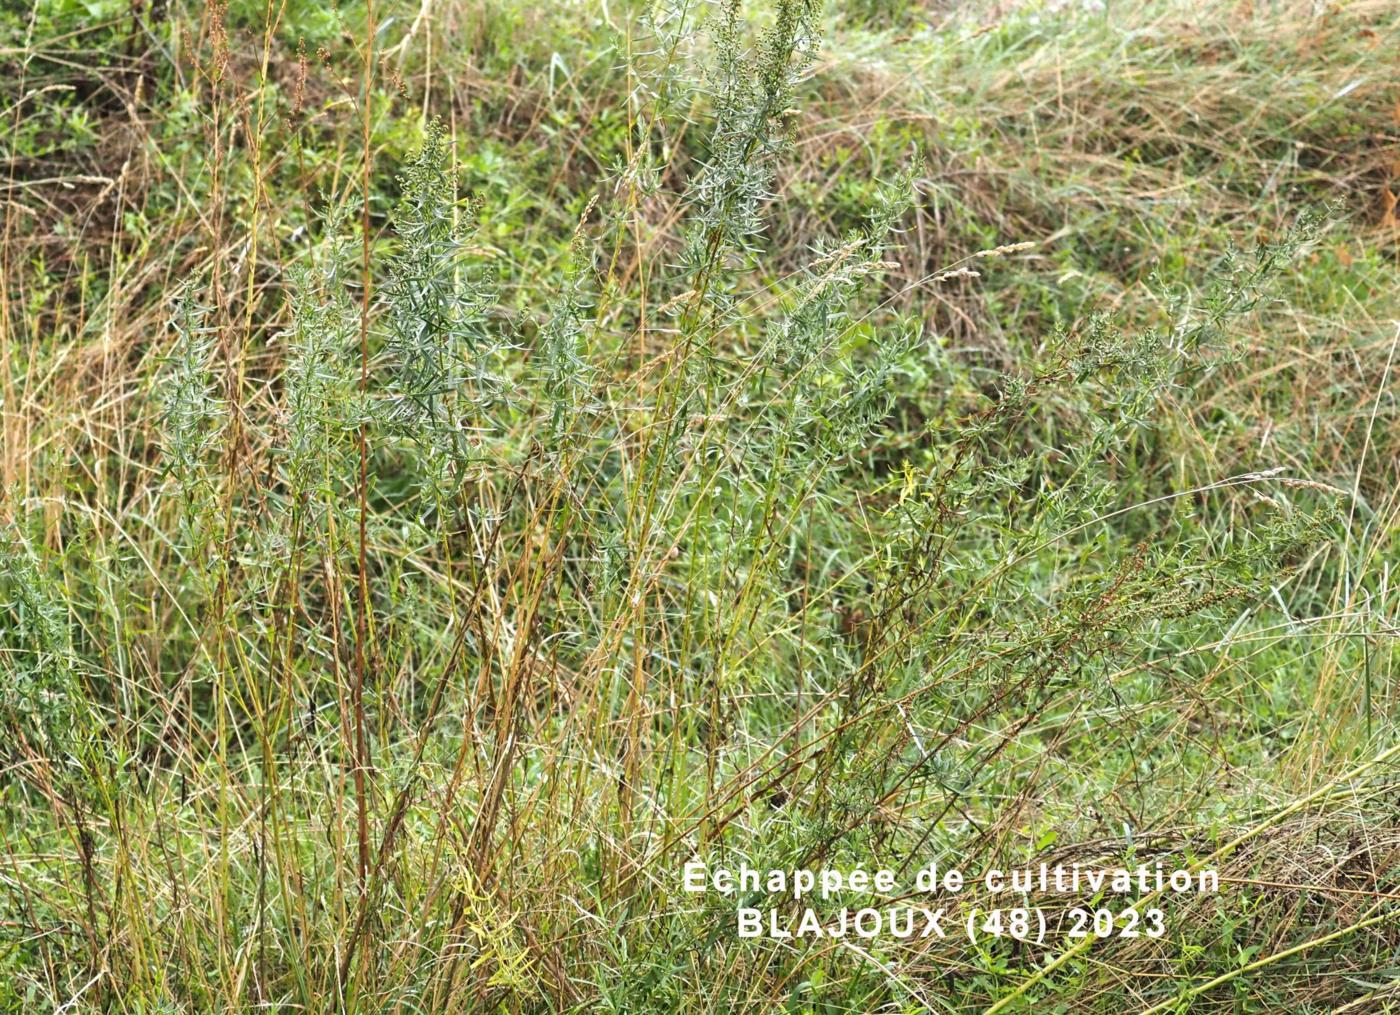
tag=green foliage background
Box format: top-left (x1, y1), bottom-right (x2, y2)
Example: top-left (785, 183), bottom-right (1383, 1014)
top-left (2, 0), bottom-right (1399, 1011)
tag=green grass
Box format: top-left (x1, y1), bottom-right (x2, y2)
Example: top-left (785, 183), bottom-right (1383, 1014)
top-left (2, 0), bottom-right (1399, 1011)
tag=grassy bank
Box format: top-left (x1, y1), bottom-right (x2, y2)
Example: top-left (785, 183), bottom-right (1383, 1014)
top-left (2, 0), bottom-right (1399, 1010)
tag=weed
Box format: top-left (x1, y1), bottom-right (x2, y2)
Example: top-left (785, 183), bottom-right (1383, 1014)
top-left (2, 1), bottom-right (1398, 1012)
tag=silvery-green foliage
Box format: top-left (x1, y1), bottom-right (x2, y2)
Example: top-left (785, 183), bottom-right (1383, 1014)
top-left (1171, 208), bottom-right (1320, 353)
top-left (674, 0), bottom-right (823, 357)
top-left (685, 0), bottom-right (822, 269)
top-left (538, 231), bottom-right (599, 452)
top-left (0, 526), bottom-right (83, 760)
top-left (282, 207), bottom-right (360, 497)
top-left (379, 120), bottom-right (504, 494)
top-left (157, 283), bottom-right (224, 548)
top-left (767, 168), bottom-right (918, 469)
top-left (624, 0), bottom-right (705, 193)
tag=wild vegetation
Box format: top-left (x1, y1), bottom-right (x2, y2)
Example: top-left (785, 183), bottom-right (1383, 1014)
top-left (2, 0), bottom-right (1399, 1011)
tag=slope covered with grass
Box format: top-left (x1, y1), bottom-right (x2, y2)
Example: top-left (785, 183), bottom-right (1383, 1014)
top-left (2, 0), bottom-right (1399, 1011)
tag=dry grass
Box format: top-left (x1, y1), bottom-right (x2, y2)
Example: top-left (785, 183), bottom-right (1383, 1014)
top-left (2, 0), bottom-right (1399, 1012)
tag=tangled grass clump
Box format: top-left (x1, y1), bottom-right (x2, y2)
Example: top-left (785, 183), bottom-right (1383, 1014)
top-left (2, 0), bottom-right (1398, 1011)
